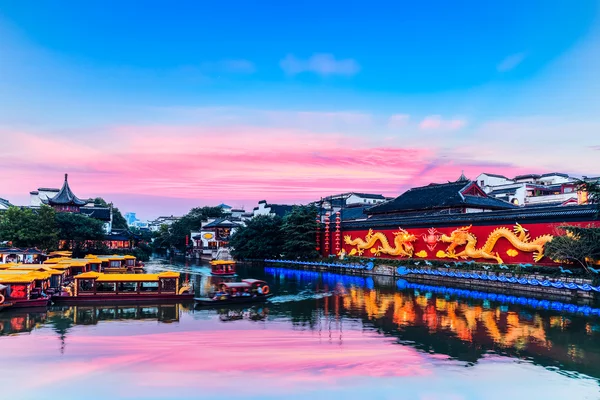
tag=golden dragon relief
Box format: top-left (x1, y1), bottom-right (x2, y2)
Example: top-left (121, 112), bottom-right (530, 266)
top-left (438, 223), bottom-right (553, 264)
top-left (344, 228), bottom-right (417, 257)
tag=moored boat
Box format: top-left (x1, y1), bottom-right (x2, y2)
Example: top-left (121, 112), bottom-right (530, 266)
top-left (0, 274), bottom-right (51, 308)
top-left (52, 271), bottom-right (194, 305)
top-left (210, 260), bottom-right (237, 276)
top-left (195, 279), bottom-right (272, 306)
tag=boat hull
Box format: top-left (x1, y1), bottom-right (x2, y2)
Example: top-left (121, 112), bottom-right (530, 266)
top-left (194, 294), bottom-right (272, 306)
top-left (52, 293), bottom-right (195, 305)
top-left (210, 273), bottom-right (237, 277)
top-left (9, 297), bottom-right (51, 308)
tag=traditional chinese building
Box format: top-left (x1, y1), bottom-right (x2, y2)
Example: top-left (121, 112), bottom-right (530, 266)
top-left (191, 217), bottom-right (244, 259)
top-left (30, 174), bottom-right (113, 233)
top-left (321, 175), bottom-right (599, 266)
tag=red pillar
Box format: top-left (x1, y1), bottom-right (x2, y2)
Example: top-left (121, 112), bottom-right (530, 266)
top-left (324, 213), bottom-right (330, 255)
top-left (335, 212), bottom-right (341, 254)
top-left (315, 217), bottom-right (321, 254)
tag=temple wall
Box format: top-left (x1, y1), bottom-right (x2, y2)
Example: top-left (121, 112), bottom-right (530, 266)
top-left (320, 219), bottom-right (600, 266)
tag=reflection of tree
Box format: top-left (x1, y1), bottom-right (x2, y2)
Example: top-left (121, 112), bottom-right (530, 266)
top-left (46, 307), bottom-right (74, 354)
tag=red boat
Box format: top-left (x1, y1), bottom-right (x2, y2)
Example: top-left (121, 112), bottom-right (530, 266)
top-left (210, 260), bottom-right (237, 277)
top-left (0, 276), bottom-right (51, 309)
top-left (52, 271), bottom-right (194, 305)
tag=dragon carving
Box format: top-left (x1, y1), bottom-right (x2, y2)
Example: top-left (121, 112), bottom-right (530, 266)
top-left (438, 223), bottom-right (553, 264)
top-left (344, 228), bottom-right (417, 257)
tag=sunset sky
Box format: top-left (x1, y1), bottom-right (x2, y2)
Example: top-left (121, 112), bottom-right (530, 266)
top-left (1, 2), bottom-right (599, 219)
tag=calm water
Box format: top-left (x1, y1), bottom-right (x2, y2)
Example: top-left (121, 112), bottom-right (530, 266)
top-left (1, 260), bottom-right (600, 400)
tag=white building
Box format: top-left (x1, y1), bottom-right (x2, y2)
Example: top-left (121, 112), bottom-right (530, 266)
top-left (148, 215), bottom-right (181, 232)
top-left (190, 216), bottom-right (244, 259)
top-left (475, 172), bottom-right (584, 207)
top-left (309, 192), bottom-right (390, 222)
top-left (252, 200), bottom-right (294, 218)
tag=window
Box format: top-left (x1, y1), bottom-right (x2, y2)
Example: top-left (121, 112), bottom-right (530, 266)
top-left (96, 282), bottom-right (116, 292)
top-left (161, 279), bottom-right (177, 292)
top-left (118, 282), bottom-right (137, 292)
top-left (110, 261), bottom-right (121, 267)
top-left (79, 279), bottom-right (94, 292)
top-left (140, 281), bottom-right (159, 292)
top-left (480, 180), bottom-right (484, 186)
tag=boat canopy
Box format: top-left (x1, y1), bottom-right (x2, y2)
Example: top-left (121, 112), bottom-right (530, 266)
top-left (74, 272), bottom-right (180, 282)
top-left (220, 280), bottom-right (267, 290)
top-left (210, 260), bottom-right (236, 265)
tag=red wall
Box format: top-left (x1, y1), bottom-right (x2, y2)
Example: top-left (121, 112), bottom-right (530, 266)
top-left (320, 220), bottom-right (600, 265)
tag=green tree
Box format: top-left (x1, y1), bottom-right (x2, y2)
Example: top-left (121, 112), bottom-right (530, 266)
top-left (281, 206), bottom-right (319, 260)
top-left (545, 225), bottom-right (600, 273)
top-left (0, 205), bottom-right (58, 251)
top-left (94, 197), bottom-right (128, 230)
top-left (56, 212), bottom-right (106, 256)
top-left (230, 215), bottom-right (284, 260)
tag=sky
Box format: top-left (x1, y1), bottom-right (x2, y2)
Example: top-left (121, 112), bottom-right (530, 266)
top-left (1, 1), bottom-right (599, 220)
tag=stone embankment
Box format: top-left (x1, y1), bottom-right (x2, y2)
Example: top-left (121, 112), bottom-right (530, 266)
top-left (262, 259), bottom-right (597, 303)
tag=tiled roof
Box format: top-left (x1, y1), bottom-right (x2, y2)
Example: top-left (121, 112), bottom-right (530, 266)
top-left (80, 207), bottom-right (111, 221)
top-left (349, 192), bottom-right (386, 200)
top-left (44, 174), bottom-right (87, 206)
top-left (488, 188), bottom-right (517, 196)
top-left (368, 181), bottom-right (517, 215)
top-left (540, 172), bottom-right (570, 178)
top-left (0, 198), bottom-right (12, 208)
top-left (480, 172), bottom-right (509, 179)
top-left (203, 218), bottom-right (243, 228)
top-left (341, 206), bottom-right (368, 221)
top-left (268, 204), bottom-right (294, 217)
top-left (343, 205), bottom-right (598, 230)
top-left (514, 174), bottom-right (541, 180)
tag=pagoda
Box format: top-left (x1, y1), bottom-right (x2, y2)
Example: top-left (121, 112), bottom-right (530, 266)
top-left (43, 174), bottom-right (87, 213)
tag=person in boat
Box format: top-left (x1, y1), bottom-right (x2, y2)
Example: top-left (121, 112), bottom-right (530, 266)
top-left (257, 286), bottom-right (263, 295)
top-left (242, 289), bottom-right (250, 297)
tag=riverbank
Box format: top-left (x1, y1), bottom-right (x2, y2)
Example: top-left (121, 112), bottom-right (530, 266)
top-left (262, 258), bottom-right (599, 303)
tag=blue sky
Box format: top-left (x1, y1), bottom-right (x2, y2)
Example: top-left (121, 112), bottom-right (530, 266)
top-left (1, 1), bottom-right (599, 218)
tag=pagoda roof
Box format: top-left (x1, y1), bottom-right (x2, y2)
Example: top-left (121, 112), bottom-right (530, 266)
top-left (43, 174), bottom-right (87, 206)
top-left (368, 180), bottom-right (517, 215)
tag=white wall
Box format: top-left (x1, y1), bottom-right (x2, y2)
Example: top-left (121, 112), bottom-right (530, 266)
top-left (252, 202), bottom-right (273, 217)
top-left (475, 174), bottom-right (514, 192)
top-left (346, 194), bottom-right (384, 205)
top-left (525, 192), bottom-right (577, 205)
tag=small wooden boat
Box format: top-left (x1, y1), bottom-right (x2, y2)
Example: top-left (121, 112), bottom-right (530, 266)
top-left (195, 279), bottom-right (272, 306)
top-left (52, 271), bottom-right (194, 305)
top-left (210, 260), bottom-right (237, 277)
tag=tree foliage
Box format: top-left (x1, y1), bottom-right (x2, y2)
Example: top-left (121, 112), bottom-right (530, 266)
top-left (229, 206), bottom-right (318, 260)
top-left (0, 205), bottom-right (58, 250)
top-left (545, 225), bottom-right (600, 272)
top-left (230, 215), bottom-right (284, 259)
top-left (55, 212), bottom-right (107, 255)
top-left (281, 206), bottom-right (319, 259)
top-left (94, 197), bottom-right (128, 230)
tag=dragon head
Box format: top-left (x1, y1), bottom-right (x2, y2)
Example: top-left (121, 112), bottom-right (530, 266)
top-left (441, 225), bottom-right (472, 246)
top-left (393, 228), bottom-right (417, 249)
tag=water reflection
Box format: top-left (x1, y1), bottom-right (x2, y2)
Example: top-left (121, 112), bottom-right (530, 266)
top-left (1, 260), bottom-right (599, 399)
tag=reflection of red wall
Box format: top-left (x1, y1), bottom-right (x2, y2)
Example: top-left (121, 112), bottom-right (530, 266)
top-left (320, 220), bottom-right (600, 265)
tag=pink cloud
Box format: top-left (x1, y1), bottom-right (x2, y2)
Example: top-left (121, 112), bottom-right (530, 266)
top-left (0, 123), bottom-right (542, 219)
top-left (419, 115), bottom-right (466, 130)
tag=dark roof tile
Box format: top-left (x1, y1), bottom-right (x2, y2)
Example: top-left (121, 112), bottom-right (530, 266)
top-left (44, 174), bottom-right (87, 206)
top-left (368, 181), bottom-right (516, 215)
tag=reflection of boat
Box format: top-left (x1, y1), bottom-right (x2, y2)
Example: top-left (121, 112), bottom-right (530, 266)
top-left (52, 272), bottom-right (194, 305)
top-left (195, 279), bottom-right (271, 306)
top-left (210, 260), bottom-right (236, 276)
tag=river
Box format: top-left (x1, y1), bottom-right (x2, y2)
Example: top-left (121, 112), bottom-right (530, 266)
top-left (1, 259), bottom-right (599, 399)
